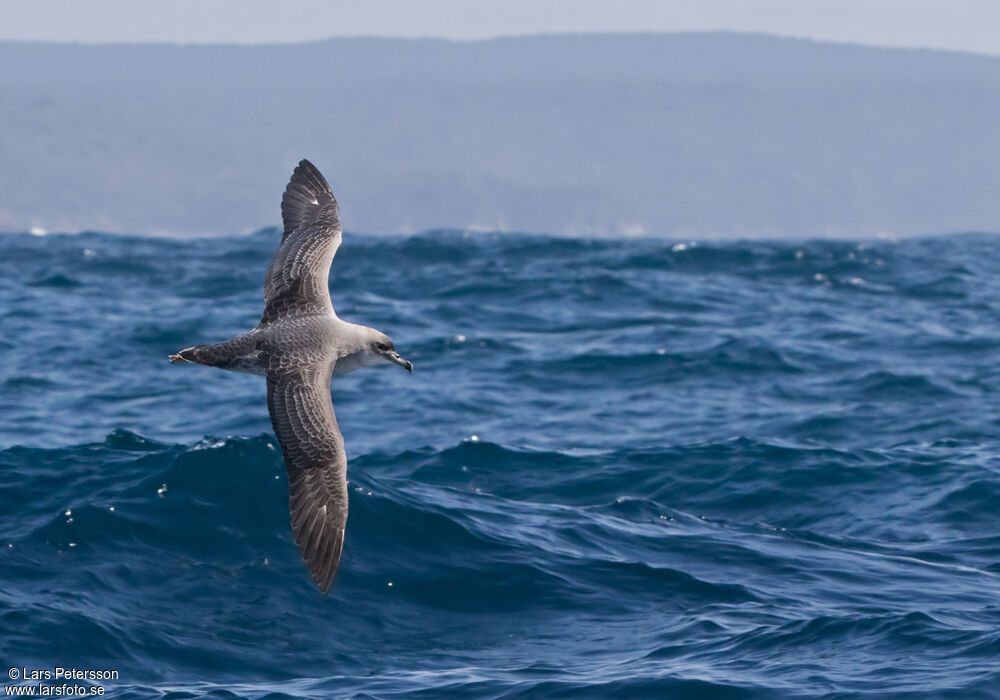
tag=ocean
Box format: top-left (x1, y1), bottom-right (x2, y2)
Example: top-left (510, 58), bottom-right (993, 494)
top-left (2, 229), bottom-right (1000, 698)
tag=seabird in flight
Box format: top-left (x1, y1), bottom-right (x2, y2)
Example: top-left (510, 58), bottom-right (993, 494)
top-left (170, 159), bottom-right (412, 593)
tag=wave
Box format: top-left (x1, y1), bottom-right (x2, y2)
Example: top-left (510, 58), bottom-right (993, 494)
top-left (4, 432), bottom-right (1000, 696)
top-left (5, 231), bottom-right (1000, 697)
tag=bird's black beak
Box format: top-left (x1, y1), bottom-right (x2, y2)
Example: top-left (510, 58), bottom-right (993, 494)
top-left (388, 351), bottom-right (413, 373)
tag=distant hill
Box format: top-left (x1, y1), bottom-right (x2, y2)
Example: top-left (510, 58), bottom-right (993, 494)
top-left (1, 33), bottom-right (999, 237)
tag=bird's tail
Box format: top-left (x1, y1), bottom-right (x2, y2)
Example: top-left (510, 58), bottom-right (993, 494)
top-left (169, 345), bottom-right (211, 365)
top-left (169, 334), bottom-right (265, 375)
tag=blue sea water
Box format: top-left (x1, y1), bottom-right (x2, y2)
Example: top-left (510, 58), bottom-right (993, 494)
top-left (2, 229), bottom-right (1000, 699)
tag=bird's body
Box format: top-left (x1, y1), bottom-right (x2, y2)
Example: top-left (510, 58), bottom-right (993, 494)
top-left (170, 160), bottom-right (411, 593)
top-left (185, 313), bottom-right (389, 377)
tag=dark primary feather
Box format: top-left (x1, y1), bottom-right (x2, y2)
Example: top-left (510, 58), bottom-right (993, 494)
top-left (280, 159), bottom-right (340, 241)
top-left (266, 365), bottom-right (348, 594)
top-left (262, 159), bottom-right (343, 325)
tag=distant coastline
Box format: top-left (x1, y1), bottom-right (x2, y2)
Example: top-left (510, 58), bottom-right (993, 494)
top-left (2, 32), bottom-right (999, 238)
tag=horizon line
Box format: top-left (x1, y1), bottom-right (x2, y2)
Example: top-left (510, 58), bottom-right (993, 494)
top-left (1, 30), bottom-right (999, 60)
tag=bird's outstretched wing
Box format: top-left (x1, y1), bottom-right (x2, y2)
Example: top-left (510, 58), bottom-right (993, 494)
top-left (266, 364), bottom-right (347, 593)
top-left (261, 159), bottom-right (342, 325)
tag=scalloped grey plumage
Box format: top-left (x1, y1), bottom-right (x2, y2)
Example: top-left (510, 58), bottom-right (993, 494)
top-left (169, 159), bottom-right (412, 593)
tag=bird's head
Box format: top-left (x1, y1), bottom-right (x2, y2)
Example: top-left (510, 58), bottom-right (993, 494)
top-left (368, 331), bottom-right (412, 372)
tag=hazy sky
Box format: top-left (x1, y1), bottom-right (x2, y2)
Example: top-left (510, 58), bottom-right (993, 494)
top-left (1, 0), bottom-right (999, 55)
